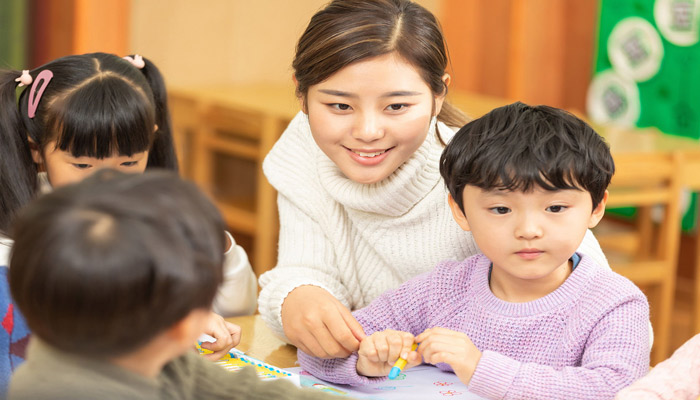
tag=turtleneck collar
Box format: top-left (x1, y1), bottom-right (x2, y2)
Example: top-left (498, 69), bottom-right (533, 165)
top-left (317, 120), bottom-right (453, 217)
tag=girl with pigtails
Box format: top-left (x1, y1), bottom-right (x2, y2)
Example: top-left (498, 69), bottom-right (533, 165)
top-left (0, 53), bottom-right (256, 390)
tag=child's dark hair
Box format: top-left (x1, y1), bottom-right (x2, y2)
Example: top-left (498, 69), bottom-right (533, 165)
top-left (440, 102), bottom-right (615, 212)
top-left (8, 169), bottom-right (223, 358)
top-left (0, 52), bottom-right (178, 234)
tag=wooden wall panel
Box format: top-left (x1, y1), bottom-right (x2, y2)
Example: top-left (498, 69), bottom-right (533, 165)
top-left (442, 0), bottom-right (598, 112)
top-left (30, 0), bottom-right (75, 67)
top-left (562, 1), bottom-right (598, 112)
top-left (74, 0), bottom-right (129, 56)
top-left (442, 0), bottom-right (511, 96)
top-left (508, 0), bottom-right (567, 106)
top-left (29, 0), bottom-right (129, 67)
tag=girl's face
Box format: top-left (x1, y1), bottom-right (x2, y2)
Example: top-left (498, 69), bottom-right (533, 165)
top-left (35, 142), bottom-right (149, 188)
top-left (304, 52), bottom-right (448, 184)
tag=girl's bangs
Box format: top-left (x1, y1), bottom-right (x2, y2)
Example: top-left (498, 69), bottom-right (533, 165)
top-left (49, 77), bottom-right (155, 158)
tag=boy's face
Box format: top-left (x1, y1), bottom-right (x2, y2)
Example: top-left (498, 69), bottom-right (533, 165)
top-left (449, 185), bottom-right (607, 289)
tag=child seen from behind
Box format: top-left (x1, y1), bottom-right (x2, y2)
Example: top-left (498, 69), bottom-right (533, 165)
top-left (7, 170), bottom-right (336, 400)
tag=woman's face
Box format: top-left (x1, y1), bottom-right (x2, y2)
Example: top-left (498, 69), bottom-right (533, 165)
top-left (35, 142), bottom-right (149, 188)
top-left (304, 52), bottom-right (447, 184)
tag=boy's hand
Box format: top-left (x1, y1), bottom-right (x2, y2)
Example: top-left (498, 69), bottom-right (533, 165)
top-left (200, 311), bottom-right (242, 360)
top-left (415, 327), bottom-right (481, 385)
top-left (356, 330), bottom-right (420, 377)
top-left (281, 285), bottom-right (366, 358)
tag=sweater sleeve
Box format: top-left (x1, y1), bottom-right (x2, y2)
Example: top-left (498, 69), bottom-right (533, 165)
top-left (615, 333), bottom-right (700, 400)
top-left (468, 294), bottom-right (650, 400)
top-left (212, 231), bottom-right (258, 317)
top-left (258, 194), bottom-right (352, 340)
top-left (297, 269), bottom-right (436, 385)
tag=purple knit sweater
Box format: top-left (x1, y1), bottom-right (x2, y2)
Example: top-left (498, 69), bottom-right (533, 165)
top-left (298, 253), bottom-right (650, 400)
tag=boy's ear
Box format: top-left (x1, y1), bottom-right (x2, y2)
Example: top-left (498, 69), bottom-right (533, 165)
top-left (448, 193), bottom-right (471, 232)
top-left (166, 309), bottom-right (210, 349)
top-left (27, 136), bottom-right (43, 165)
top-left (588, 190), bottom-right (608, 229)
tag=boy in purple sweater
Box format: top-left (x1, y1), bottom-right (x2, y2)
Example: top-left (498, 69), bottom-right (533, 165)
top-left (298, 102), bottom-right (650, 399)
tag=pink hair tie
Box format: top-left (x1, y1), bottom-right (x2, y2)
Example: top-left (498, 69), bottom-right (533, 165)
top-left (28, 70), bottom-right (53, 119)
top-left (14, 70), bottom-right (32, 87)
top-left (123, 55), bottom-right (145, 69)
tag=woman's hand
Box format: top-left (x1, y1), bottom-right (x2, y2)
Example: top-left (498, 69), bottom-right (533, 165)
top-left (281, 285), bottom-right (366, 358)
top-left (356, 330), bottom-right (420, 377)
top-left (415, 327), bottom-right (481, 385)
top-left (200, 311), bottom-right (242, 360)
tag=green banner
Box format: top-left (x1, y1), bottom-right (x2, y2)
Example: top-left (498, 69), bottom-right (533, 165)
top-left (590, 0), bottom-right (700, 230)
top-left (0, 0), bottom-right (28, 69)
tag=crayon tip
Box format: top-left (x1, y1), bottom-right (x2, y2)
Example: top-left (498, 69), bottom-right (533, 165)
top-left (388, 366), bottom-right (401, 380)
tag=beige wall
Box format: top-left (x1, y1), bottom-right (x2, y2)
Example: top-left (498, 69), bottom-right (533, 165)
top-left (130, 0), bottom-right (441, 88)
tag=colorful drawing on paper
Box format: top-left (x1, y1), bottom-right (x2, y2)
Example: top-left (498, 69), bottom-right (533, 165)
top-left (286, 365), bottom-right (486, 399)
top-left (196, 343), bottom-right (296, 382)
top-left (439, 390), bottom-right (463, 397)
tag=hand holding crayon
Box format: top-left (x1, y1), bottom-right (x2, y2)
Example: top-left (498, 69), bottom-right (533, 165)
top-left (388, 342), bottom-right (418, 379)
top-left (356, 329), bottom-right (419, 378)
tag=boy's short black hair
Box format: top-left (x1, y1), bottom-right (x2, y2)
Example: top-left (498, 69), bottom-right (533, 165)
top-left (9, 169), bottom-right (225, 358)
top-left (440, 102), bottom-right (615, 212)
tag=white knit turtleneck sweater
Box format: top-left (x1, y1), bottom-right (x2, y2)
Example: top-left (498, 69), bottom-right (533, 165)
top-left (259, 111), bottom-right (608, 340)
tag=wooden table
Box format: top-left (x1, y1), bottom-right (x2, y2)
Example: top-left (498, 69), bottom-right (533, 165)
top-left (227, 314), bottom-right (298, 368)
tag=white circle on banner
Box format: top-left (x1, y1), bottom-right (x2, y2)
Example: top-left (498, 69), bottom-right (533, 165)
top-left (608, 17), bottom-right (665, 81)
top-left (654, 0), bottom-right (700, 46)
top-left (587, 69), bottom-right (641, 127)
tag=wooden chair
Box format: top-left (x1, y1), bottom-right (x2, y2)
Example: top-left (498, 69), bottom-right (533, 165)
top-left (168, 85), bottom-right (299, 278)
top-left (594, 152), bottom-right (682, 365)
top-left (188, 103), bottom-right (284, 277)
top-left (677, 150), bottom-right (700, 335)
top-left (168, 91), bottom-right (202, 179)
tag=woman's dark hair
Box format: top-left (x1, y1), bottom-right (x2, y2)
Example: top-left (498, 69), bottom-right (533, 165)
top-left (0, 52), bottom-right (178, 234)
top-left (293, 0), bottom-right (468, 132)
top-left (9, 169), bottom-right (223, 358)
top-left (440, 102), bottom-right (615, 212)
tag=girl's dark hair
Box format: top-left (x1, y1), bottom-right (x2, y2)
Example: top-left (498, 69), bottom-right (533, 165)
top-left (0, 52), bottom-right (178, 234)
top-left (440, 102), bottom-right (615, 212)
top-left (293, 0), bottom-right (468, 132)
top-left (9, 169), bottom-right (224, 358)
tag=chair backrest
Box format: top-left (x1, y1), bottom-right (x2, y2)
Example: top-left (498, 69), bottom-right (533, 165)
top-left (603, 152), bottom-right (682, 271)
top-left (168, 90), bottom-right (202, 179)
top-left (595, 151), bottom-right (682, 364)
